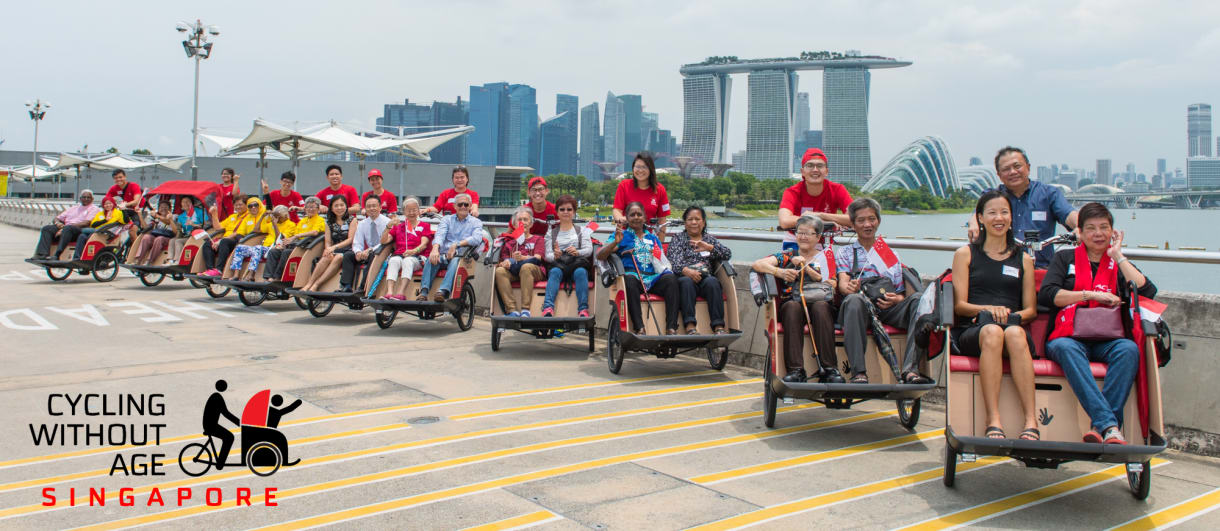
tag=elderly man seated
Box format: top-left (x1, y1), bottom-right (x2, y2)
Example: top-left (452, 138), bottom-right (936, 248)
top-left (32, 190), bottom-right (101, 259)
top-left (418, 193), bottom-right (483, 301)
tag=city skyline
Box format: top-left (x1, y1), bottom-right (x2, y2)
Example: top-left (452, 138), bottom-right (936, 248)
top-left (1, 1), bottom-right (1218, 176)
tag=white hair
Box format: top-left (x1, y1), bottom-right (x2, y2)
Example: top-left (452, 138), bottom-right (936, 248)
top-left (403, 196), bottom-right (420, 208)
top-left (455, 193), bottom-right (472, 204)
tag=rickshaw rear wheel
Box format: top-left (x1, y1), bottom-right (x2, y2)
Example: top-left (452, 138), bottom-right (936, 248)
top-left (238, 290), bottom-right (266, 307)
top-left (206, 283), bottom-right (230, 298)
top-left (376, 309), bottom-right (397, 329)
top-left (46, 266), bottom-right (71, 282)
top-left (246, 442), bottom-right (282, 477)
top-left (763, 353), bottom-right (778, 428)
top-left (308, 299), bottom-right (333, 318)
top-left (491, 325), bottom-right (502, 351)
top-left (707, 346), bottom-right (729, 371)
top-left (1127, 461), bottom-right (1151, 500)
top-left (92, 251), bottom-right (119, 283)
top-left (943, 445), bottom-right (958, 487)
top-left (189, 277), bottom-right (207, 289)
top-left (294, 296), bottom-right (309, 310)
top-left (607, 307), bottom-right (624, 374)
top-left (178, 442), bottom-right (214, 477)
top-left (587, 326), bottom-right (595, 352)
top-left (138, 271), bottom-right (165, 287)
top-left (454, 282), bottom-right (476, 331)
top-left (897, 398), bottom-right (921, 430)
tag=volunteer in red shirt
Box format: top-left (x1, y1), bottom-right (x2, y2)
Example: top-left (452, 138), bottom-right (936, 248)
top-left (314, 164), bottom-right (359, 214)
top-left (261, 171), bottom-right (305, 222)
top-left (524, 176), bottom-right (556, 236)
top-left (217, 167), bottom-right (241, 221)
top-left (779, 148), bottom-right (852, 250)
top-left (612, 153), bottom-right (670, 238)
top-left (103, 169), bottom-right (143, 243)
top-left (361, 169), bottom-right (398, 216)
top-left (426, 165), bottom-right (481, 217)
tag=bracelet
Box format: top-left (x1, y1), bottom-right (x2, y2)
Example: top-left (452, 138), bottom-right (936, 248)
top-left (1082, 291), bottom-right (1089, 302)
top-left (1115, 257), bottom-right (1128, 267)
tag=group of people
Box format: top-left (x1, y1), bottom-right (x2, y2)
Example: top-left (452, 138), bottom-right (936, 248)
top-left (30, 145), bottom-right (1155, 447)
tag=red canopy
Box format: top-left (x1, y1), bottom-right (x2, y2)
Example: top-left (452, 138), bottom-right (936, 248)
top-left (145, 180), bottom-right (223, 213)
top-left (240, 389), bottom-right (271, 427)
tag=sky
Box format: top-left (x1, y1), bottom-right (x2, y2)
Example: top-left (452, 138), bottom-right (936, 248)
top-left (2, 0), bottom-right (1218, 176)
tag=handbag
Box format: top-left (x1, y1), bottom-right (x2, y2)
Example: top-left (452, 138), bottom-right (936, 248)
top-left (851, 247), bottom-right (898, 302)
top-left (1071, 305), bottom-right (1125, 341)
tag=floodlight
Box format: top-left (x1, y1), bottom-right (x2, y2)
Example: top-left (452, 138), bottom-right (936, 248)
top-left (182, 40), bottom-right (195, 57)
top-left (176, 23), bottom-right (189, 32)
top-left (207, 25), bottom-right (219, 36)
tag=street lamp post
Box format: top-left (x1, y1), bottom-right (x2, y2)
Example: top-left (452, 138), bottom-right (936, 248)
top-left (176, 19), bottom-right (219, 181)
top-left (25, 99), bottom-right (50, 198)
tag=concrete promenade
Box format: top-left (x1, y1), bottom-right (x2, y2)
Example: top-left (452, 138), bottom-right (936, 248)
top-left (3, 223), bottom-right (1220, 528)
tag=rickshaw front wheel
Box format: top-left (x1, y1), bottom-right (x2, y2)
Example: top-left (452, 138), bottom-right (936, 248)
top-left (178, 442), bottom-right (214, 477)
top-left (606, 307), bottom-right (624, 374)
top-left (376, 309), bottom-right (397, 329)
top-left (1127, 461), bottom-right (1151, 500)
top-left (92, 251), bottom-right (119, 283)
top-left (707, 346), bottom-right (729, 371)
top-left (46, 266), bottom-right (71, 282)
top-left (897, 398), bottom-right (921, 430)
top-left (763, 353), bottom-right (778, 428)
top-left (246, 442), bottom-right (282, 477)
top-left (943, 445), bottom-right (958, 487)
top-left (238, 290), bottom-right (266, 307)
top-left (138, 271), bottom-right (165, 287)
top-left (206, 283), bottom-right (231, 298)
top-left (454, 281), bottom-right (476, 331)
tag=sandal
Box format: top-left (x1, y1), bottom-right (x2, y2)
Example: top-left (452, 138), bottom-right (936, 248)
top-left (686, 327), bottom-right (699, 335)
top-left (665, 328), bottom-right (679, 336)
top-left (713, 327), bottom-right (727, 335)
top-left (903, 372), bottom-right (933, 385)
top-left (849, 373), bottom-right (869, 384)
top-left (985, 426), bottom-right (1006, 439)
top-left (1019, 427), bottom-right (1041, 441)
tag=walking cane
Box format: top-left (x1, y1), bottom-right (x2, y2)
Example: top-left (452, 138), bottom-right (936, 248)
top-left (628, 250), bottom-right (664, 335)
top-left (796, 262), bottom-right (823, 377)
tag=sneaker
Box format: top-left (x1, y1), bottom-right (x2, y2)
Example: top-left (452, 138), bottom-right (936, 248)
top-left (1102, 426), bottom-right (1127, 445)
top-left (578, 309), bottom-right (590, 318)
top-left (203, 268), bottom-right (221, 277)
top-left (519, 310), bottom-right (530, 318)
top-left (1083, 430), bottom-right (1104, 444)
top-left (507, 311), bottom-right (520, 318)
top-left (540, 307), bottom-right (554, 317)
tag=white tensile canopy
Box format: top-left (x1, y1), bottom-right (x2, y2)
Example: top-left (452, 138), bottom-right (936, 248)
top-left (220, 119), bottom-right (473, 161)
top-left (48, 153), bottom-right (191, 171)
top-left (4, 165), bottom-right (67, 181)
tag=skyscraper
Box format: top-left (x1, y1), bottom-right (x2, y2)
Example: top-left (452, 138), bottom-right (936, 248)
top-left (375, 99), bottom-right (434, 162)
top-left (649, 129), bottom-right (673, 166)
top-left (1188, 103), bottom-right (1212, 157)
top-left (429, 97), bottom-right (468, 164)
top-left (1096, 159), bottom-right (1112, 186)
top-left (793, 130), bottom-right (823, 169)
top-left (468, 82), bottom-right (509, 166)
top-left (539, 112), bottom-right (576, 176)
top-left (823, 67), bottom-right (872, 186)
top-left (555, 94), bottom-right (579, 175)
top-left (619, 95), bottom-right (643, 170)
top-left (680, 73), bottom-right (732, 177)
top-left (579, 102), bottom-right (602, 179)
top-left (796, 92), bottom-right (811, 135)
top-left (603, 92), bottom-right (625, 174)
top-left (742, 70), bottom-right (800, 180)
top-left (505, 84), bottom-right (539, 168)
top-left (641, 112), bottom-right (659, 151)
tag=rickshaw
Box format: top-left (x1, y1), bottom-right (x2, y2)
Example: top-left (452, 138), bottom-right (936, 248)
top-left (602, 220), bottom-right (743, 374)
top-left (941, 233), bottom-right (1168, 499)
top-left (486, 221), bottom-right (600, 352)
top-left (362, 234), bottom-right (489, 330)
top-left (25, 219), bottom-right (128, 283)
top-left (177, 389), bottom-right (299, 477)
top-left (286, 235), bottom-right (397, 318)
top-left (120, 181), bottom-right (220, 287)
top-left (211, 232), bottom-right (327, 307)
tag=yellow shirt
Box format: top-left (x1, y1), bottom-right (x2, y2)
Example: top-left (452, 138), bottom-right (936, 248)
top-left (236, 211), bottom-right (261, 236)
top-left (218, 213), bottom-right (246, 238)
top-left (89, 209), bottom-right (125, 228)
top-left (295, 214), bottom-right (325, 236)
top-left (261, 218), bottom-right (297, 247)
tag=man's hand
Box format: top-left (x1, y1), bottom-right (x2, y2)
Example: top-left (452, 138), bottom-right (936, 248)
top-left (682, 267), bottom-right (702, 282)
top-left (211, 240), bottom-right (220, 250)
top-left (512, 250), bottom-right (524, 262)
top-left (446, 244), bottom-right (457, 260)
top-left (876, 291), bottom-right (903, 310)
top-left (843, 277), bottom-right (861, 295)
top-left (966, 217), bottom-right (979, 241)
top-left (356, 249), bottom-right (369, 261)
top-left (260, 179), bottom-right (270, 195)
top-left (429, 248), bottom-right (440, 265)
top-left (498, 259), bottom-right (511, 269)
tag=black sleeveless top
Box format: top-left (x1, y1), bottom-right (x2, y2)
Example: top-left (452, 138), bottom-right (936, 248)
top-left (327, 218), bottom-right (350, 243)
top-left (957, 244), bottom-right (1024, 327)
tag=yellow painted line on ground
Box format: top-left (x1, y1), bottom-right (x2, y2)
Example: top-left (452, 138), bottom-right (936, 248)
top-left (689, 457), bottom-right (1009, 531)
top-left (3, 392), bottom-right (763, 521)
top-left (451, 378), bottom-right (761, 420)
top-left (691, 429), bottom-right (945, 485)
top-left (0, 423), bottom-right (407, 493)
top-left (460, 510), bottom-right (561, 531)
top-left (71, 408), bottom-right (887, 530)
top-left (897, 458), bottom-right (1171, 531)
top-left (1109, 486), bottom-right (1220, 531)
top-left (0, 369), bottom-right (721, 471)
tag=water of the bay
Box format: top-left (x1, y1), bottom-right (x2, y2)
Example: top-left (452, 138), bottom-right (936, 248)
top-left (706, 209), bottom-right (1220, 295)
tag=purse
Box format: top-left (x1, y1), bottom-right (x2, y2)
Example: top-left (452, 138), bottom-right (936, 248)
top-left (851, 247), bottom-right (898, 302)
top-left (1071, 305), bottom-right (1125, 341)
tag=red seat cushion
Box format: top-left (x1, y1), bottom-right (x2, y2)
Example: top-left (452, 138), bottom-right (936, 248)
top-left (507, 281), bottom-right (596, 289)
top-left (772, 321), bottom-right (904, 336)
top-left (949, 355), bottom-right (1108, 378)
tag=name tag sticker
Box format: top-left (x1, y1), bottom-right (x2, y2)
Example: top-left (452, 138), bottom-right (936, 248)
top-left (1002, 265), bottom-right (1019, 277)
top-left (448, 197), bottom-right (456, 203)
top-left (1068, 264), bottom-right (1075, 275)
top-left (1032, 211), bottom-right (1048, 221)
top-left (699, 251), bottom-right (711, 257)
top-left (800, 207), bottom-right (814, 214)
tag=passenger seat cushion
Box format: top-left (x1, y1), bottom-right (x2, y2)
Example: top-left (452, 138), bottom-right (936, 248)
top-left (949, 355), bottom-right (1108, 378)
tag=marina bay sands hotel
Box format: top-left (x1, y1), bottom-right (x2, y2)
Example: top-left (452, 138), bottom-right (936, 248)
top-left (679, 51), bottom-right (911, 183)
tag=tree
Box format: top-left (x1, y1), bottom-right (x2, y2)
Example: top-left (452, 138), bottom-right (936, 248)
top-left (132, 148), bottom-right (151, 155)
top-left (105, 147), bottom-right (119, 154)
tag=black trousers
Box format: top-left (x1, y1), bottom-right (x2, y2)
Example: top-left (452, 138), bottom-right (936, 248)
top-left (203, 237), bottom-right (238, 270)
top-left (261, 244), bottom-right (296, 280)
top-left (55, 225), bottom-right (84, 256)
top-left (339, 250), bottom-right (371, 288)
top-left (779, 299), bottom-right (837, 373)
top-left (35, 224), bottom-right (60, 257)
top-left (622, 273), bottom-right (680, 332)
top-left (677, 275), bottom-right (726, 328)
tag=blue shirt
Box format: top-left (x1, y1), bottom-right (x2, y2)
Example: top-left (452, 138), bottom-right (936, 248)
top-left (434, 213), bottom-right (484, 252)
top-left (177, 209), bottom-right (206, 232)
top-left (998, 180), bottom-right (1075, 267)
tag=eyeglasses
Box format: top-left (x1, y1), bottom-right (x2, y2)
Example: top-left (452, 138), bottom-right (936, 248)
top-left (529, 187), bottom-right (546, 192)
top-left (803, 163), bottom-right (827, 170)
top-left (558, 207), bottom-right (575, 212)
top-left (796, 231), bottom-right (819, 237)
top-left (456, 203), bottom-right (471, 207)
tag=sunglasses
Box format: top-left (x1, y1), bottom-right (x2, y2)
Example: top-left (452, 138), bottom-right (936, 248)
top-left (456, 203), bottom-right (471, 207)
top-left (246, 203), bottom-right (259, 208)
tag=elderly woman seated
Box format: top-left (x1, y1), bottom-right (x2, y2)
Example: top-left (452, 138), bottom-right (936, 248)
top-left (752, 215), bottom-right (842, 383)
top-left (131, 200), bottom-right (177, 266)
top-left (494, 207), bottom-right (546, 316)
top-left (541, 194), bottom-right (593, 318)
top-left (595, 201), bottom-right (680, 335)
top-left (667, 205), bottom-right (732, 335)
top-left (379, 197), bottom-right (434, 300)
top-left (230, 203), bottom-right (294, 281)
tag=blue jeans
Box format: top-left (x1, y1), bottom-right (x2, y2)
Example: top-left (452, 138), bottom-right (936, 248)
top-left (1046, 337), bottom-right (1139, 433)
top-left (420, 257), bottom-right (458, 293)
top-left (542, 267), bottom-right (589, 311)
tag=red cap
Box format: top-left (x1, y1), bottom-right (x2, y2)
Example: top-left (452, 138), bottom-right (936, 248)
top-left (367, 168), bottom-right (383, 179)
top-left (528, 176), bottom-right (547, 189)
top-left (801, 148), bottom-right (828, 167)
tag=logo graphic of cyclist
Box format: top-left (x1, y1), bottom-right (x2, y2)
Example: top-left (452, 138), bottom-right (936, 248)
top-left (178, 379), bottom-right (302, 477)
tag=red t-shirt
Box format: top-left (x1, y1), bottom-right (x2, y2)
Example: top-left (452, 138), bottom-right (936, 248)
top-left (266, 190), bottom-right (305, 222)
top-left (780, 180), bottom-right (852, 219)
top-left (315, 185), bottom-right (360, 213)
top-left (218, 183), bottom-right (236, 221)
top-left (104, 182), bottom-right (143, 208)
top-left (432, 188), bottom-right (481, 215)
top-left (388, 220), bottom-right (434, 255)
top-left (527, 201), bottom-right (557, 236)
top-left (361, 189), bottom-right (399, 215)
top-left (613, 179), bottom-right (670, 221)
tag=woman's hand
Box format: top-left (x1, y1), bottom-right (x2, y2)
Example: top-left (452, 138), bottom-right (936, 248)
top-left (1089, 290), bottom-right (1122, 307)
top-left (775, 268), bottom-right (798, 283)
top-left (682, 267), bottom-right (702, 282)
top-left (986, 305), bottom-right (1011, 324)
top-left (691, 240), bottom-right (714, 253)
top-left (1107, 230), bottom-right (1125, 262)
top-left (564, 246), bottom-right (578, 256)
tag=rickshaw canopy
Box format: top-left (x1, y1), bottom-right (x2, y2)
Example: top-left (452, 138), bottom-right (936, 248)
top-left (144, 180), bottom-right (223, 212)
top-left (240, 389), bottom-right (271, 427)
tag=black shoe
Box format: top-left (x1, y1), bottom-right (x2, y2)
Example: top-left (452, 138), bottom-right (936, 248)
top-left (913, 313), bottom-right (938, 349)
top-left (782, 369), bottom-right (806, 383)
top-left (818, 367), bottom-right (846, 384)
top-left (336, 284), bottom-right (352, 293)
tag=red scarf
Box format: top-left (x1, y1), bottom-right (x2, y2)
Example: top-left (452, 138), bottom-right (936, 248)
top-left (1048, 244), bottom-right (1118, 341)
